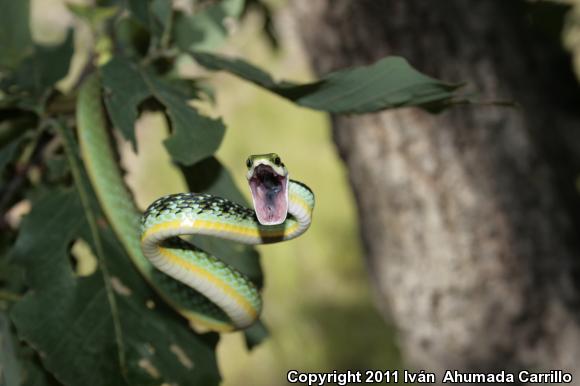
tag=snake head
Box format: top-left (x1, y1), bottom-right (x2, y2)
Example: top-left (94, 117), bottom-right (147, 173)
top-left (246, 153), bottom-right (289, 225)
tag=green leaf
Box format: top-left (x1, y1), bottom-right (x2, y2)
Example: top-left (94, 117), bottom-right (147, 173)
top-left (101, 59), bottom-right (151, 146)
top-left (150, 75), bottom-right (225, 165)
top-left (125, 0), bottom-right (172, 44)
top-left (0, 30), bottom-right (74, 112)
top-left (174, 0), bottom-right (245, 51)
top-left (45, 156), bottom-right (69, 183)
top-left (0, 311), bottom-right (22, 386)
top-left (126, 0), bottom-right (149, 27)
top-left (0, 0), bottom-right (33, 69)
top-left (191, 51), bottom-right (464, 113)
top-left (151, 0), bottom-right (173, 39)
top-left (1, 310), bottom-right (59, 386)
top-left (163, 77), bottom-right (215, 102)
top-left (101, 58), bottom-right (225, 163)
top-left (10, 187), bottom-right (221, 386)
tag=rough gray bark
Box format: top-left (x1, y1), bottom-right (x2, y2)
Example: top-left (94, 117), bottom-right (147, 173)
top-left (292, 0), bottom-right (580, 378)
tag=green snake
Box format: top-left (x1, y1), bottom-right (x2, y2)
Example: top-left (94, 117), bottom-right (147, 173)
top-left (76, 73), bottom-right (315, 331)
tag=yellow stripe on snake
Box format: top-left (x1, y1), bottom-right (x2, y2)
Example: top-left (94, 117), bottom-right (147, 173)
top-left (76, 73), bottom-right (315, 331)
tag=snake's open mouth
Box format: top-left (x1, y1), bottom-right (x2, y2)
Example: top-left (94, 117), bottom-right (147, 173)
top-left (249, 164), bottom-right (289, 225)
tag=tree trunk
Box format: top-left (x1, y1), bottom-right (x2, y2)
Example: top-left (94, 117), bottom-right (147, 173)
top-left (292, 0), bottom-right (580, 378)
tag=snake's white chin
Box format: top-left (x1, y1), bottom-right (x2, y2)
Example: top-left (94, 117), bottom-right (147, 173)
top-left (248, 164), bottom-right (289, 225)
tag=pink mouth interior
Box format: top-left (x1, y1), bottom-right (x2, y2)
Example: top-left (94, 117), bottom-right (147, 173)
top-left (249, 164), bottom-right (288, 225)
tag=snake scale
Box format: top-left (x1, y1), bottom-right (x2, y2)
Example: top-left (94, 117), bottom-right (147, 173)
top-left (76, 73), bottom-right (315, 331)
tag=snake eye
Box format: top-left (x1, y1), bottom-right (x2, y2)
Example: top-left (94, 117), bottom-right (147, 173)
top-left (274, 156), bottom-right (281, 166)
top-left (246, 158), bottom-right (252, 168)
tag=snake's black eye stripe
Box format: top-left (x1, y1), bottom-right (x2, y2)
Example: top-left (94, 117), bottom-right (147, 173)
top-left (246, 158), bottom-right (252, 168)
top-left (274, 157), bottom-right (281, 165)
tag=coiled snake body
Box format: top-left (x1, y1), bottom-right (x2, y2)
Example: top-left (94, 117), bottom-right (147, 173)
top-left (76, 74), bottom-right (315, 331)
